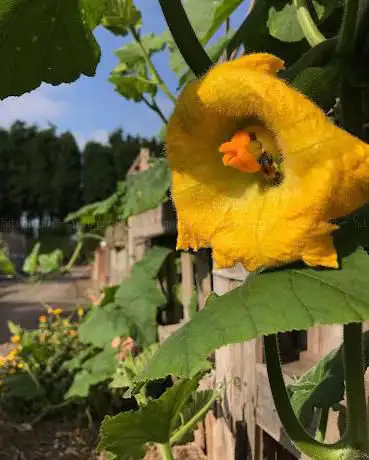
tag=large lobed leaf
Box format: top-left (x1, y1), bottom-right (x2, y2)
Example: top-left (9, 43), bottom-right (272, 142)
top-left (289, 330), bottom-right (369, 428)
top-left (117, 159), bottom-right (171, 220)
top-left (98, 374), bottom-right (204, 459)
top-left (79, 246), bottom-right (172, 348)
top-left (138, 248), bottom-right (369, 380)
top-left (65, 346), bottom-right (117, 399)
top-left (0, 0), bottom-right (102, 99)
top-left (101, 0), bottom-right (141, 36)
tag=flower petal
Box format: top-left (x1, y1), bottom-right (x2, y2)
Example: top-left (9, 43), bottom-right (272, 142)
top-left (167, 53), bottom-right (369, 271)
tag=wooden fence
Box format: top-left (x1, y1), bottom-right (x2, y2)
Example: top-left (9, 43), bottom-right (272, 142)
top-left (91, 150), bottom-right (350, 459)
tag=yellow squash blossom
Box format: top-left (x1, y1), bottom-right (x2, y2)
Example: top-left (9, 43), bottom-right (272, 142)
top-left (166, 53), bottom-right (369, 271)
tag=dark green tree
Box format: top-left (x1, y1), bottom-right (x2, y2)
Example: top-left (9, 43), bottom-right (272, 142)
top-left (82, 141), bottom-right (116, 204)
top-left (51, 132), bottom-right (82, 218)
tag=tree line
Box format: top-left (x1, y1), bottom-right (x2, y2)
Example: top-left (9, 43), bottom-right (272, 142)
top-left (0, 121), bottom-right (162, 222)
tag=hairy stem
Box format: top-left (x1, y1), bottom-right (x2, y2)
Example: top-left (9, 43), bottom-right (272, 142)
top-left (130, 27), bottom-right (176, 104)
top-left (158, 0), bottom-right (213, 77)
top-left (293, 0), bottom-right (326, 46)
top-left (264, 334), bottom-right (347, 459)
top-left (343, 323), bottom-right (369, 451)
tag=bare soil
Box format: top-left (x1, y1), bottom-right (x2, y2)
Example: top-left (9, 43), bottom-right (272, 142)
top-left (0, 418), bottom-right (206, 460)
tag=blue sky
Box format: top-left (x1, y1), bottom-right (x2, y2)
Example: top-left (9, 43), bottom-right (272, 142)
top-left (0, 0), bottom-right (178, 149)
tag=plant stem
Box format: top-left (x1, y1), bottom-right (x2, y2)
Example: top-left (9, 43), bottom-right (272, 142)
top-left (336, 0), bottom-right (359, 60)
top-left (264, 334), bottom-right (347, 459)
top-left (316, 408), bottom-right (329, 442)
top-left (170, 390), bottom-right (219, 445)
top-left (130, 27), bottom-right (176, 104)
top-left (293, 0), bottom-right (326, 47)
top-left (63, 240), bottom-right (83, 273)
top-left (142, 94), bottom-right (168, 124)
top-left (343, 323), bottom-right (369, 451)
top-left (158, 442), bottom-right (175, 460)
top-left (158, 0), bottom-right (213, 78)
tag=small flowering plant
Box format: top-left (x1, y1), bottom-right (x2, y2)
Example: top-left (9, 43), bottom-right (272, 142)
top-left (0, 307), bottom-right (87, 419)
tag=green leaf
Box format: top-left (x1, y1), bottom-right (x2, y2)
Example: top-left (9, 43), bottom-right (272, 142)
top-left (171, 390), bottom-right (217, 444)
top-left (139, 248), bottom-right (369, 380)
top-left (292, 66), bottom-right (342, 111)
top-left (132, 246), bottom-right (172, 279)
top-left (0, 248), bottom-right (15, 276)
top-left (115, 33), bottom-right (167, 66)
top-left (117, 159), bottom-right (171, 219)
top-left (289, 331), bottom-right (369, 428)
top-left (203, 0), bottom-right (244, 43)
top-left (281, 37), bottom-right (337, 81)
top-left (98, 375), bottom-right (203, 458)
top-left (65, 347), bottom-right (117, 398)
top-left (22, 242), bottom-right (41, 275)
top-left (81, 0), bottom-right (108, 29)
top-left (63, 347), bottom-right (95, 371)
top-left (7, 320), bottom-right (22, 336)
top-left (65, 370), bottom-right (104, 399)
top-left (65, 194), bottom-right (118, 225)
top-left (113, 247), bottom-right (171, 346)
top-left (188, 290), bottom-right (198, 320)
top-left (0, 0), bottom-right (100, 99)
top-left (78, 303), bottom-right (131, 348)
top-left (38, 249), bottom-right (63, 274)
top-left (233, 0), bottom-right (309, 67)
top-left (110, 74), bottom-right (156, 102)
top-left (114, 274), bottom-right (165, 347)
top-left (109, 343), bottom-right (159, 389)
top-left (267, 3), bottom-right (305, 42)
top-left (101, 0), bottom-right (141, 36)
top-left (2, 373), bottom-right (42, 400)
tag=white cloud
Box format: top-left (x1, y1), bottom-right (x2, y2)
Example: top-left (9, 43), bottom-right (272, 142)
top-left (75, 129), bottom-right (110, 150)
top-left (0, 85), bottom-right (68, 127)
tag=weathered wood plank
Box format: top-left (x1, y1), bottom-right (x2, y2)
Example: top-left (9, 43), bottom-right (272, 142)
top-left (129, 203), bottom-right (176, 240)
top-left (181, 252), bottom-right (194, 321)
top-left (194, 250), bottom-right (212, 310)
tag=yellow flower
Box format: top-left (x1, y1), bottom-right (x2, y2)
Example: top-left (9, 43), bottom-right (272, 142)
top-left (68, 330), bottom-right (77, 337)
top-left (77, 307), bottom-right (84, 318)
top-left (52, 308), bottom-right (63, 316)
top-left (63, 319), bottom-right (70, 327)
top-left (39, 315), bottom-right (47, 323)
top-left (0, 357), bottom-right (5, 367)
top-left (17, 362), bottom-right (24, 369)
top-left (7, 349), bottom-right (18, 359)
top-left (47, 307), bottom-right (53, 314)
top-left (166, 53), bottom-right (369, 271)
top-left (10, 335), bottom-right (20, 344)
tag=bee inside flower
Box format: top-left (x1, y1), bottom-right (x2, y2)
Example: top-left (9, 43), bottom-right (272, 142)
top-left (166, 53), bottom-right (369, 272)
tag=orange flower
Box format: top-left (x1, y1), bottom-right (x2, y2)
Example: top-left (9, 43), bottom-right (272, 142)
top-left (39, 315), bottom-right (47, 323)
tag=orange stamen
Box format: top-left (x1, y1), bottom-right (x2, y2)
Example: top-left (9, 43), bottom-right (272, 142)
top-left (219, 130), bottom-right (261, 173)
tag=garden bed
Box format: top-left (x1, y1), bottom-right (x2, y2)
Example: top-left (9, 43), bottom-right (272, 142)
top-left (0, 417), bottom-right (206, 460)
